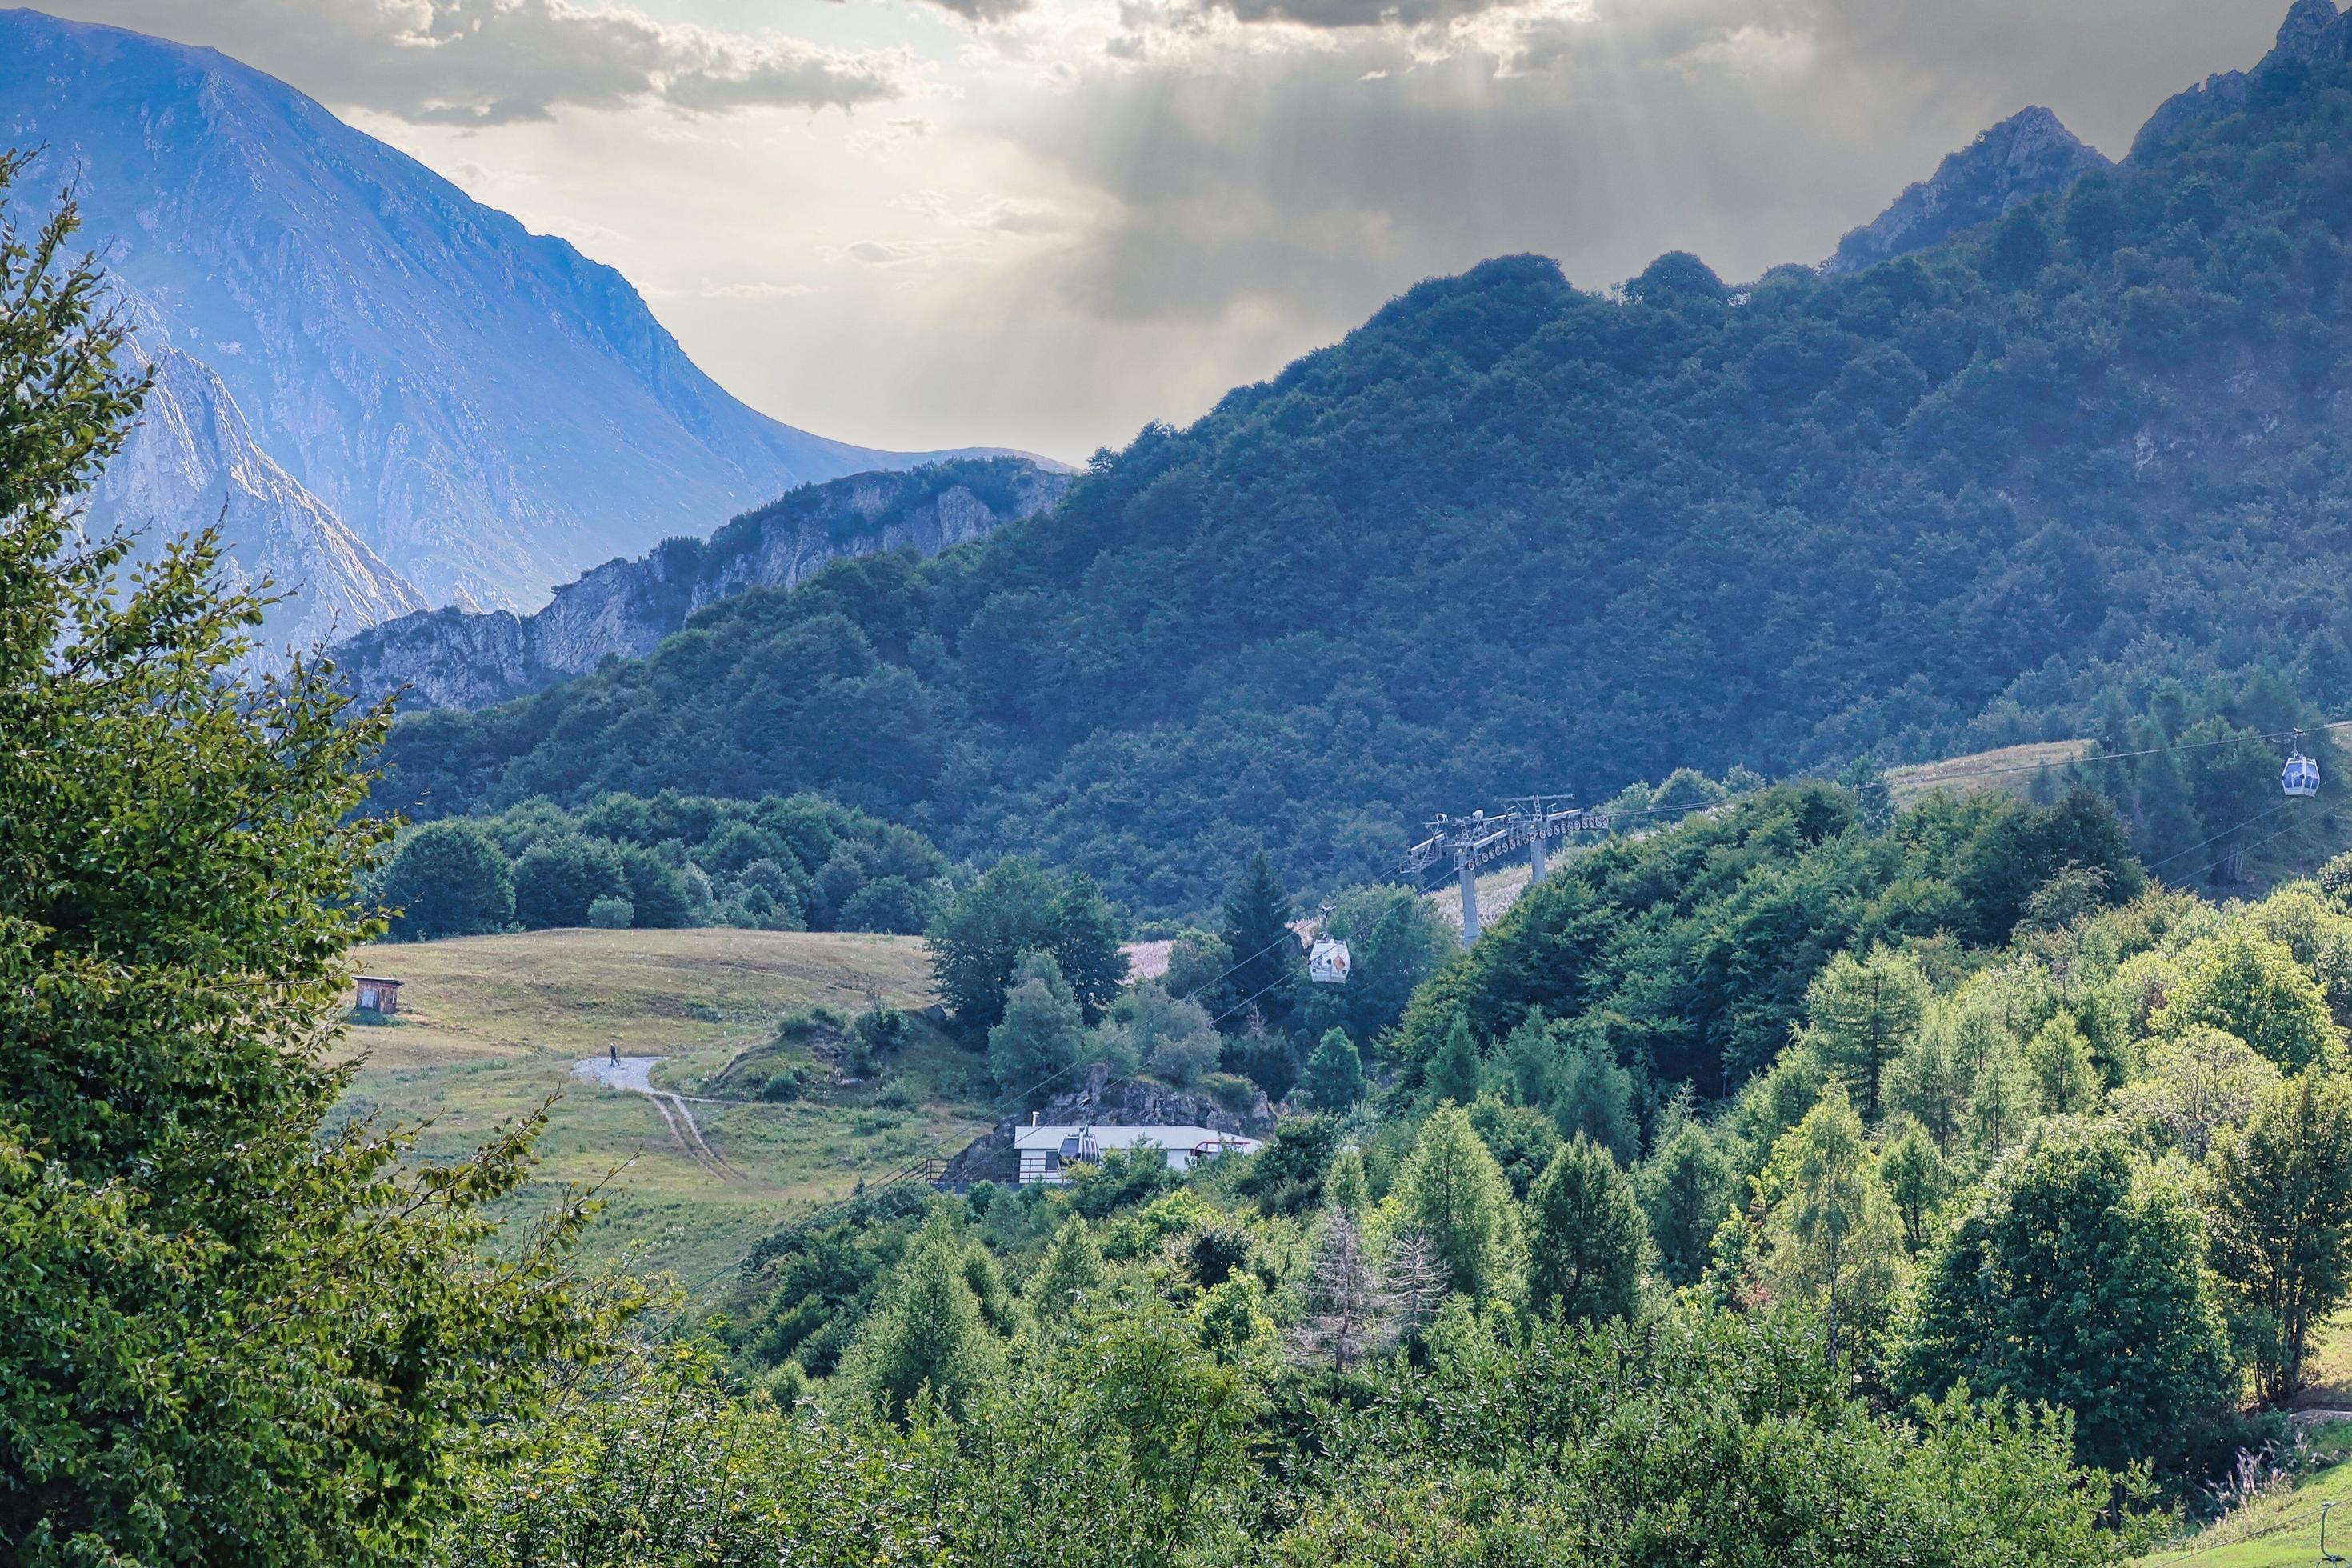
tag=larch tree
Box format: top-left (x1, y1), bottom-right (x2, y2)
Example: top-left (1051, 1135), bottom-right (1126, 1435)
top-left (1800, 948), bottom-right (1930, 1123)
top-left (838, 1208), bottom-right (1003, 1425)
top-left (1391, 1103), bottom-right (1524, 1306)
top-left (1755, 1086), bottom-right (1908, 1370)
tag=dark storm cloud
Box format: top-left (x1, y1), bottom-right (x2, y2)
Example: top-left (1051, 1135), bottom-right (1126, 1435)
top-left (52, 0), bottom-right (909, 123)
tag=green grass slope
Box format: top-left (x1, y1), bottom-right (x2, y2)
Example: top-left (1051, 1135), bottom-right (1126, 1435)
top-left (334, 928), bottom-right (994, 1292)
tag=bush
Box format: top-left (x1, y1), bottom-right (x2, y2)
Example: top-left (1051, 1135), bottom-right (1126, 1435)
top-left (586, 895), bottom-right (635, 930)
top-left (378, 818), bottom-right (514, 939)
top-left (761, 1068), bottom-right (810, 1102)
top-left (513, 834), bottom-right (628, 928)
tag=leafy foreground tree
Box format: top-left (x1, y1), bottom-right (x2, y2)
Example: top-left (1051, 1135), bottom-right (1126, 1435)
top-left (457, 1308), bottom-right (2139, 1568)
top-left (1900, 1118), bottom-right (2232, 1472)
top-left (0, 162), bottom-right (621, 1566)
top-left (2204, 1068), bottom-right (2352, 1403)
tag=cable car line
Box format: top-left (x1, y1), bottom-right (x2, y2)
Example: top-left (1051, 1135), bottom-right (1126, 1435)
top-left (1918, 724), bottom-right (2322, 782)
top-left (2138, 800), bottom-right (2295, 873)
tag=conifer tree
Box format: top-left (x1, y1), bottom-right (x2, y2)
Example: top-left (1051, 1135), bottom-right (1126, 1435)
top-left (1293, 1207), bottom-right (1391, 1371)
top-left (1878, 1118), bottom-right (1947, 1256)
top-left (1218, 850), bottom-right (1300, 1034)
top-left (1640, 1118), bottom-right (1734, 1287)
top-left (1757, 1086), bottom-right (1908, 1369)
top-left (1303, 1027), bottom-right (1366, 1108)
top-left (1428, 1012), bottom-right (1482, 1106)
top-left (0, 161), bottom-right (617, 1564)
top-left (2025, 1012), bottom-right (2100, 1114)
top-left (1526, 1136), bottom-right (1646, 1324)
top-left (1393, 1103), bottom-right (1522, 1304)
top-left (1025, 1216), bottom-right (1107, 1322)
top-left (839, 1209), bottom-right (1002, 1424)
top-left (1801, 948), bottom-right (1930, 1122)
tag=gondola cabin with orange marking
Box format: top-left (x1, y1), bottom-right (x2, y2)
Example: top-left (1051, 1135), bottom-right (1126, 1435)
top-left (354, 975), bottom-right (403, 1015)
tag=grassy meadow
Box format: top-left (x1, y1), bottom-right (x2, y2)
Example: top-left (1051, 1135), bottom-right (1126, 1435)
top-left (333, 927), bottom-right (998, 1294)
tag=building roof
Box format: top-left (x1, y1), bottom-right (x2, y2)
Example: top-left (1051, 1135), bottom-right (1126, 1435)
top-left (354, 975), bottom-right (403, 986)
top-left (1013, 1124), bottom-right (1259, 1154)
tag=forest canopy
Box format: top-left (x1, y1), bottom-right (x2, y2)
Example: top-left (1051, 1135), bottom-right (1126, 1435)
top-left (381, 50), bottom-right (2352, 917)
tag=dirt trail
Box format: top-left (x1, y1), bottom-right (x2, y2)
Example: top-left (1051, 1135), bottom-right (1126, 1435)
top-left (572, 1055), bottom-right (747, 1182)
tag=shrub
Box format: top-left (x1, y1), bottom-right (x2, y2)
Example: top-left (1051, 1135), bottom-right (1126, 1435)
top-left (586, 895), bottom-right (635, 930)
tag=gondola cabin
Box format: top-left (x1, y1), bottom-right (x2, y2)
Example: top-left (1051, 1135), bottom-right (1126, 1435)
top-left (1307, 938), bottom-right (1353, 984)
top-left (2285, 752), bottom-right (2322, 798)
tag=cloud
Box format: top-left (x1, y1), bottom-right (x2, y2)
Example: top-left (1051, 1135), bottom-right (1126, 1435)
top-left (921, 0), bottom-right (1038, 24)
top-left (58, 0), bottom-right (910, 123)
top-left (1001, 0), bottom-right (2281, 332)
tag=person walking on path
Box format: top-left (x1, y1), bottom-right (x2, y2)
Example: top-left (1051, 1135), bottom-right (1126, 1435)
top-left (609, 1040), bottom-right (619, 1069)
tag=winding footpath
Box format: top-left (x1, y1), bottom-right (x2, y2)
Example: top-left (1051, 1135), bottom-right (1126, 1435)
top-left (571, 1054), bottom-right (746, 1182)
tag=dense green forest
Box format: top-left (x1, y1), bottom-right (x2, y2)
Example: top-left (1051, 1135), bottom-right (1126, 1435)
top-left (383, 42), bottom-right (2352, 916)
top-left (370, 789), bottom-right (950, 939)
top-left (23, 103), bottom-right (2352, 1567)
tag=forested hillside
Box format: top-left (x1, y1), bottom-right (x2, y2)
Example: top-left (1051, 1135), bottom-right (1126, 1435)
top-left (383, 13), bottom-right (2352, 919)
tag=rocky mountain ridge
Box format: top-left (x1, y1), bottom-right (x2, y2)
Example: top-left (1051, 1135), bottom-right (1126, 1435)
top-left (332, 458), bottom-right (1071, 710)
top-left (83, 349), bottom-right (427, 660)
top-left (4, 7), bottom-right (1015, 612)
top-left (1826, 106), bottom-right (2110, 274)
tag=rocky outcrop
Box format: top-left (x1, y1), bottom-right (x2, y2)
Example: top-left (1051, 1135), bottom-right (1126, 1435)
top-left (331, 458), bottom-right (1071, 710)
top-left (2132, 0), bottom-right (2351, 160)
top-left (83, 349), bottom-right (427, 662)
top-left (2, 10), bottom-right (1041, 611)
top-left (1826, 108), bottom-right (2110, 274)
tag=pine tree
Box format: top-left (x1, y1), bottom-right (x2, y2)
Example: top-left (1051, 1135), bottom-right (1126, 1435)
top-left (2131, 718), bottom-right (2203, 871)
top-left (1526, 1136), bottom-right (1646, 1324)
top-left (1218, 850), bottom-right (1300, 1034)
top-left (1393, 1103), bottom-right (1523, 1303)
top-left (1428, 1012), bottom-right (1482, 1106)
top-left (1303, 1027), bottom-right (1366, 1109)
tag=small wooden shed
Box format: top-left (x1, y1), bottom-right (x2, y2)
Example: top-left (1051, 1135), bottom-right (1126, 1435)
top-left (355, 975), bottom-right (404, 1014)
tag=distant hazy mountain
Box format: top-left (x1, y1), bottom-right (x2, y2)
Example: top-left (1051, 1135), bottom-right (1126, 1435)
top-left (1826, 106), bottom-right (2110, 274)
top-left (0, 7), bottom-right (1008, 611)
top-left (381, 0), bottom-right (2352, 918)
top-left (334, 458), bottom-right (1071, 710)
top-left (86, 348), bottom-right (427, 659)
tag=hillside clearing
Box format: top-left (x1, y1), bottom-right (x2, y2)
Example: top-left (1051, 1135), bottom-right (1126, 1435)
top-left (334, 927), bottom-right (994, 1293)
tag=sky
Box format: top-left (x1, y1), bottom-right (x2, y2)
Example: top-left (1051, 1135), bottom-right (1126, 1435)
top-left (46, 0), bottom-right (2286, 462)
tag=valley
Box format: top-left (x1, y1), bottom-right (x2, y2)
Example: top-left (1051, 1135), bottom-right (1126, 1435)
top-left (24, 0), bottom-right (2352, 1563)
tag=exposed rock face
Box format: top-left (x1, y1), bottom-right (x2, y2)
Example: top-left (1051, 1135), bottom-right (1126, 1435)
top-left (1826, 107), bottom-right (2110, 274)
top-left (83, 349), bottom-right (426, 661)
top-left (2133, 0), bottom-right (2350, 159)
top-left (1, 8), bottom-right (1033, 611)
top-left (332, 458), bottom-right (1071, 710)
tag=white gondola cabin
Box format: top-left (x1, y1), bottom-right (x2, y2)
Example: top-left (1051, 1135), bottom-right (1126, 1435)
top-left (1307, 938), bottom-right (1353, 984)
top-left (2285, 751), bottom-right (2322, 798)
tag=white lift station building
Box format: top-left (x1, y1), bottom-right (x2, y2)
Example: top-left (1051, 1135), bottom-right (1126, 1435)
top-left (1013, 1123), bottom-right (1262, 1186)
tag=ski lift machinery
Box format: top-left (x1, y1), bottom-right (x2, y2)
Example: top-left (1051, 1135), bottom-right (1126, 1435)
top-left (2285, 730), bottom-right (2322, 798)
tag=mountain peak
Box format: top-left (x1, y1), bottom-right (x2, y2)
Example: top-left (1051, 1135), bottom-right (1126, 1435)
top-left (2272, 0), bottom-right (2343, 62)
top-left (1825, 106), bottom-right (2109, 275)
